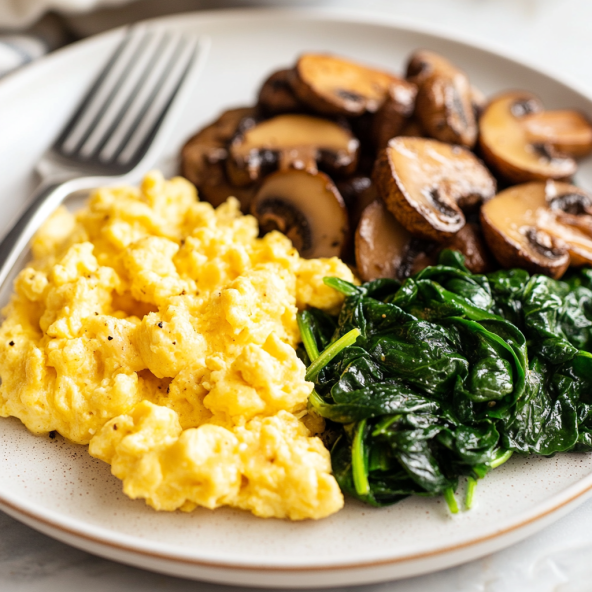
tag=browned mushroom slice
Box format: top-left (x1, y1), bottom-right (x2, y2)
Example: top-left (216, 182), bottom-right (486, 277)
top-left (356, 200), bottom-right (412, 281)
top-left (479, 92), bottom-right (577, 183)
top-left (355, 200), bottom-right (437, 281)
top-left (442, 223), bottom-right (493, 274)
top-left (536, 181), bottom-right (592, 266)
top-left (181, 107), bottom-right (256, 211)
top-left (256, 69), bottom-right (303, 116)
top-left (290, 54), bottom-right (405, 116)
top-left (479, 182), bottom-right (587, 278)
top-left (406, 50), bottom-right (477, 148)
top-left (250, 169), bottom-right (349, 259)
top-left (371, 81), bottom-right (418, 149)
top-left (227, 114), bottom-right (359, 187)
top-left (373, 137), bottom-right (496, 241)
top-left (522, 110), bottom-right (592, 158)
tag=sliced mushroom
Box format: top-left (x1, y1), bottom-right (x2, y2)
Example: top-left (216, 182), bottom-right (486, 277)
top-left (442, 223), bottom-right (493, 274)
top-left (250, 169), bottom-right (349, 258)
top-left (522, 110), bottom-right (592, 158)
top-left (356, 200), bottom-right (411, 281)
top-left (181, 107), bottom-right (256, 210)
top-left (479, 181), bottom-right (592, 277)
top-left (290, 53), bottom-right (406, 116)
top-left (256, 69), bottom-right (303, 116)
top-left (355, 200), bottom-right (437, 281)
top-left (479, 92), bottom-right (577, 183)
top-left (226, 114), bottom-right (359, 186)
top-left (537, 181), bottom-right (592, 266)
top-left (373, 137), bottom-right (496, 241)
top-left (406, 50), bottom-right (477, 148)
top-left (356, 201), bottom-right (491, 281)
top-left (371, 81), bottom-right (418, 149)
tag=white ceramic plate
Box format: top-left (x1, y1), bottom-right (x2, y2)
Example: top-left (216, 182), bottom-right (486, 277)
top-left (2, 8), bottom-right (592, 589)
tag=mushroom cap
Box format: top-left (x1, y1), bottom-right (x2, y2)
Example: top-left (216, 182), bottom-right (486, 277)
top-left (256, 68), bottom-right (303, 116)
top-left (373, 137), bottom-right (496, 241)
top-left (523, 110), bottom-right (592, 158)
top-left (537, 181), bottom-right (592, 267)
top-left (406, 50), bottom-right (477, 148)
top-left (479, 91), bottom-right (577, 183)
top-left (442, 223), bottom-right (493, 274)
top-left (290, 53), bottom-right (405, 116)
top-left (181, 107), bottom-right (256, 210)
top-left (355, 200), bottom-right (412, 281)
top-left (371, 81), bottom-right (418, 149)
top-left (478, 181), bottom-right (592, 278)
top-left (227, 114), bottom-right (359, 186)
top-left (250, 169), bottom-right (349, 259)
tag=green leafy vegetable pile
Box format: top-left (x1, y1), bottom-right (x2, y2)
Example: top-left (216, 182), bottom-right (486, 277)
top-left (297, 250), bottom-right (592, 513)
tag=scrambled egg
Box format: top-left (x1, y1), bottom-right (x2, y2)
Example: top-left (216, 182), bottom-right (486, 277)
top-left (0, 172), bottom-right (355, 520)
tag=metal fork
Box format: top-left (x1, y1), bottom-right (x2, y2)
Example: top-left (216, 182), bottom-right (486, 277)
top-left (0, 26), bottom-right (209, 289)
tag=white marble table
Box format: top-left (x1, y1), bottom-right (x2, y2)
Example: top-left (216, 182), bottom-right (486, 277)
top-left (3, 0), bottom-right (592, 590)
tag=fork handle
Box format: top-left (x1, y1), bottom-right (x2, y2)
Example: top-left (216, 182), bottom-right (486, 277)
top-left (0, 178), bottom-right (97, 291)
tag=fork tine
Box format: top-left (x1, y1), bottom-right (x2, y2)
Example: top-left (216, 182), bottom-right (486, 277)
top-left (113, 36), bottom-right (198, 165)
top-left (51, 25), bottom-right (205, 175)
top-left (55, 27), bottom-right (149, 155)
top-left (97, 32), bottom-right (184, 163)
top-left (76, 29), bottom-right (166, 159)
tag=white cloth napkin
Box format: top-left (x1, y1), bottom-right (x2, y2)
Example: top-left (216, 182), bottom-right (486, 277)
top-left (0, 0), bottom-right (135, 28)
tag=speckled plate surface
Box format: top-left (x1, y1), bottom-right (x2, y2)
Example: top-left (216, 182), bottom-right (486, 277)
top-left (1, 8), bottom-right (592, 589)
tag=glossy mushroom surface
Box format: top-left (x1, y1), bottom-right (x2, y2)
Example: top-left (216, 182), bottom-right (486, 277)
top-left (181, 107), bottom-right (256, 210)
top-left (479, 92), bottom-right (577, 183)
top-left (522, 110), bottom-right (592, 158)
top-left (371, 81), bottom-right (418, 149)
top-left (406, 50), bottom-right (477, 148)
top-left (478, 181), bottom-right (592, 278)
top-left (250, 169), bottom-right (349, 259)
top-left (256, 69), bottom-right (303, 116)
top-left (355, 200), bottom-right (414, 281)
top-left (373, 137), bottom-right (496, 241)
top-left (290, 53), bottom-right (405, 116)
top-left (227, 114), bottom-right (359, 186)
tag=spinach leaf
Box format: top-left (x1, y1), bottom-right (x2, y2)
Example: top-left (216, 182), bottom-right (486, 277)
top-left (500, 357), bottom-right (579, 455)
top-left (302, 253), bottom-right (592, 513)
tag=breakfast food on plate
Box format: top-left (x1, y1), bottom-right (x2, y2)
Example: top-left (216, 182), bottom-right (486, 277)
top-left (226, 113), bottom-right (360, 186)
top-left (301, 252), bottom-right (592, 512)
top-left (181, 50), bottom-right (592, 284)
top-left (372, 136), bottom-right (496, 241)
top-left (176, 48), bottom-right (592, 514)
top-left (478, 92), bottom-right (588, 183)
top-left (481, 181), bottom-right (592, 277)
top-left (290, 53), bottom-right (411, 116)
top-left (180, 107), bottom-right (257, 210)
top-left (0, 171), bottom-right (354, 520)
top-left (4, 47), bottom-right (592, 521)
top-left (250, 169), bottom-right (349, 259)
top-left (406, 50), bottom-right (478, 148)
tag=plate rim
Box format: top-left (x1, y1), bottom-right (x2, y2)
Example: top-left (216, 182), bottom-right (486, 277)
top-left (2, 4), bottom-right (592, 576)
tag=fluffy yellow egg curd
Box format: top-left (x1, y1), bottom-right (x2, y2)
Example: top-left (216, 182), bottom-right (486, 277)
top-left (0, 172), bottom-right (355, 520)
